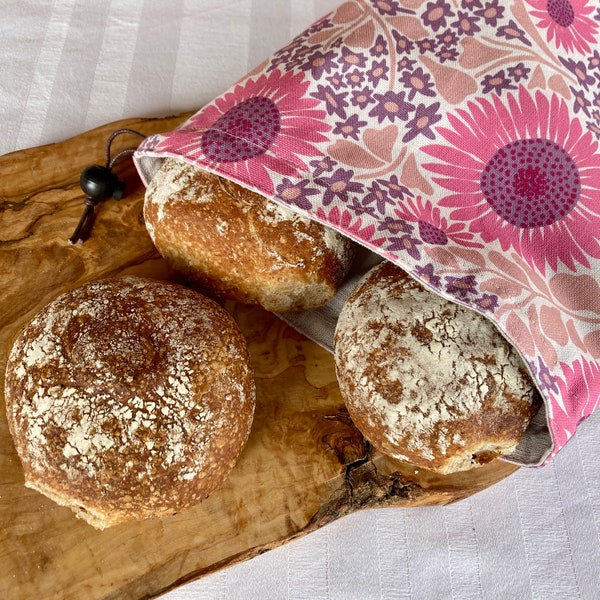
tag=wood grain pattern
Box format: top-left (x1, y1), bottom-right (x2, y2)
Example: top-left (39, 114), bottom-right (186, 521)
top-left (0, 116), bottom-right (519, 600)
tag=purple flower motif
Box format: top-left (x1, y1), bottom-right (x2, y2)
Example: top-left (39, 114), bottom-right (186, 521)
top-left (474, 293), bottom-right (499, 313)
top-left (276, 178), bottom-right (319, 210)
top-left (301, 49), bottom-right (337, 80)
top-left (535, 356), bottom-right (559, 394)
top-left (481, 70), bottom-right (516, 95)
top-left (403, 102), bottom-right (442, 142)
top-left (363, 181), bottom-right (395, 214)
top-left (346, 196), bottom-right (379, 218)
top-left (445, 275), bottom-right (478, 298)
top-left (311, 84), bottom-right (349, 119)
top-left (392, 30), bottom-right (415, 54)
top-left (436, 29), bottom-right (459, 46)
top-left (345, 69), bottom-right (365, 88)
top-left (269, 39), bottom-right (316, 71)
top-left (367, 60), bottom-right (389, 86)
top-left (306, 17), bottom-right (334, 35)
top-left (475, 0), bottom-right (504, 26)
top-left (377, 216), bottom-right (414, 234)
top-left (400, 67), bottom-right (436, 100)
top-left (589, 50), bottom-right (600, 71)
top-left (589, 116), bottom-right (600, 138)
top-left (461, 0), bottom-right (483, 8)
top-left (339, 47), bottom-right (368, 72)
top-left (370, 0), bottom-right (404, 15)
top-left (270, 42), bottom-right (298, 65)
top-left (398, 56), bottom-right (417, 71)
top-left (416, 38), bottom-right (438, 53)
top-left (141, 133), bottom-right (161, 152)
top-left (310, 156), bottom-right (337, 177)
top-left (318, 168), bottom-right (365, 206)
top-left (369, 91), bottom-right (415, 123)
top-left (287, 44), bottom-right (321, 70)
top-left (386, 235), bottom-right (422, 260)
top-left (371, 34), bottom-right (389, 57)
top-left (451, 11), bottom-right (481, 36)
top-left (350, 88), bottom-right (376, 109)
top-left (377, 174), bottom-right (412, 199)
top-left (436, 45), bottom-right (460, 63)
top-left (507, 62), bottom-right (530, 82)
top-left (422, 0), bottom-right (455, 32)
top-left (414, 263), bottom-right (442, 288)
top-left (559, 57), bottom-right (596, 91)
top-left (497, 20), bottom-right (531, 46)
top-left (571, 87), bottom-right (592, 117)
top-left (326, 73), bottom-right (345, 89)
top-left (333, 114), bottom-right (368, 140)
top-left (267, 54), bottom-right (290, 72)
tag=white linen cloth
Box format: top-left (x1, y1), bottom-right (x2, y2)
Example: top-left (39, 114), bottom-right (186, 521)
top-left (1, 1), bottom-right (599, 599)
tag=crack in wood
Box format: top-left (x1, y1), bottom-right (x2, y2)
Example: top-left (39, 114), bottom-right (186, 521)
top-left (307, 434), bottom-right (422, 531)
top-left (0, 185), bottom-right (84, 245)
top-left (344, 439), bottom-right (372, 499)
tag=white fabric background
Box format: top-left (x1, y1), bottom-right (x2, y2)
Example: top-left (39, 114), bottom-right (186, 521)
top-left (2, 1), bottom-right (599, 599)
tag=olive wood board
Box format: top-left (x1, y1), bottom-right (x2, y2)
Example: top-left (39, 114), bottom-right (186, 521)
top-left (0, 115), bottom-right (519, 600)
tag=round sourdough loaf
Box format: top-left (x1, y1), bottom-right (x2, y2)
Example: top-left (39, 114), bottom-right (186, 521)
top-left (334, 261), bottom-right (541, 474)
top-left (143, 158), bottom-right (354, 312)
top-left (4, 276), bottom-right (255, 529)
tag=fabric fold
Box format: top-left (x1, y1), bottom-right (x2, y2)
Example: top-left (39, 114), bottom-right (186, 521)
top-left (135, 0), bottom-right (600, 466)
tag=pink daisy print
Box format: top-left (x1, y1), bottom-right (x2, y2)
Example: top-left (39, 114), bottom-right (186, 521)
top-left (315, 205), bottom-right (380, 245)
top-left (422, 86), bottom-right (600, 273)
top-left (158, 69), bottom-right (330, 194)
top-left (551, 357), bottom-right (600, 448)
top-left (392, 195), bottom-right (484, 248)
top-left (524, 0), bottom-right (598, 55)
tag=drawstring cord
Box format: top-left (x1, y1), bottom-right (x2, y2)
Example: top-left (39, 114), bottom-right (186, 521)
top-left (69, 128), bottom-right (146, 244)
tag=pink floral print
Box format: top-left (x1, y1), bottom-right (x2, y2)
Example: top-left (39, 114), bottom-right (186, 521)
top-left (525, 0), bottom-right (598, 55)
top-left (154, 70), bottom-right (330, 194)
top-left (134, 0), bottom-right (600, 466)
top-left (392, 195), bottom-right (483, 249)
top-left (551, 357), bottom-right (600, 451)
top-left (422, 86), bottom-right (600, 274)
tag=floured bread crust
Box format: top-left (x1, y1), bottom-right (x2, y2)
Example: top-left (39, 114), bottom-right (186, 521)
top-left (4, 276), bottom-right (255, 529)
top-left (334, 261), bottom-right (541, 474)
top-left (143, 158), bottom-right (354, 312)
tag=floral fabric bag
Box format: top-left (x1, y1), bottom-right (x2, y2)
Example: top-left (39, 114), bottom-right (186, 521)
top-left (134, 0), bottom-right (600, 466)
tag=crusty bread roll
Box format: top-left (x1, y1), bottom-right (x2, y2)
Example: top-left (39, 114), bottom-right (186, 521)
top-left (4, 276), bottom-right (255, 529)
top-left (334, 261), bottom-right (541, 474)
top-left (143, 158), bottom-right (354, 312)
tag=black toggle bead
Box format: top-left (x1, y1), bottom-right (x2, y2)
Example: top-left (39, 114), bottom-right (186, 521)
top-left (80, 164), bottom-right (125, 201)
